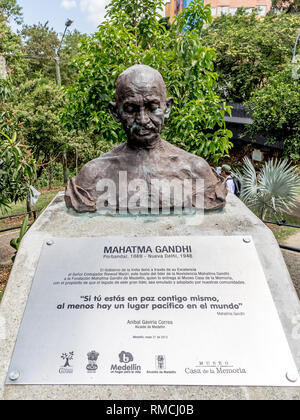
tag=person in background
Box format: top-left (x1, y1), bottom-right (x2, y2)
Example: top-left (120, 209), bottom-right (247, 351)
top-left (221, 165), bottom-right (241, 197)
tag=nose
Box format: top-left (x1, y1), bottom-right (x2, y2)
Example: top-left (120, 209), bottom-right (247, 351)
top-left (136, 107), bottom-right (150, 126)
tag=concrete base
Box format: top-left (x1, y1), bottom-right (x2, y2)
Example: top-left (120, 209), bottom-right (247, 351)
top-left (0, 192), bottom-right (300, 400)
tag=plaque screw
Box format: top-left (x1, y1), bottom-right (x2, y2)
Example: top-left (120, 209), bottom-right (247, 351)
top-left (243, 238), bottom-right (251, 244)
top-left (9, 370), bottom-right (20, 381)
top-left (286, 372), bottom-right (298, 383)
top-left (47, 240), bottom-right (54, 246)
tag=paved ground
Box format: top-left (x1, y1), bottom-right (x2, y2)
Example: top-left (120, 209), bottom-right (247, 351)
top-left (290, 196), bottom-right (300, 219)
top-left (284, 231), bottom-right (300, 248)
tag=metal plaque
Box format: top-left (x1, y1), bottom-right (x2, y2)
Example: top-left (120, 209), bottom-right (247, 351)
top-left (6, 236), bottom-right (299, 386)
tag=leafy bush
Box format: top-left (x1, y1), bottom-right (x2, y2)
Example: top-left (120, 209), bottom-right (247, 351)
top-left (201, 10), bottom-right (300, 102)
top-left (245, 66), bottom-right (300, 162)
top-left (0, 132), bottom-right (36, 211)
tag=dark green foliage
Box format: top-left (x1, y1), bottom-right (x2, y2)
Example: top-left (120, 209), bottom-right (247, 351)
top-left (0, 132), bottom-right (36, 209)
top-left (0, 0), bottom-right (23, 24)
top-left (59, 30), bottom-right (88, 86)
top-left (246, 66), bottom-right (300, 162)
top-left (20, 22), bottom-right (59, 81)
top-left (158, 17), bottom-right (171, 31)
top-left (175, 0), bottom-right (212, 32)
top-left (20, 23), bottom-right (86, 85)
top-left (201, 10), bottom-right (300, 102)
top-left (8, 79), bottom-right (66, 162)
top-left (0, 13), bottom-right (25, 81)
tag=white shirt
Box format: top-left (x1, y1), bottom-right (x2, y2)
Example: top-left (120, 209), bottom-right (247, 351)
top-left (225, 176), bottom-right (235, 194)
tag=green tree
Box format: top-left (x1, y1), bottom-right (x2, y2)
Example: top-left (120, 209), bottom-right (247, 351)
top-left (59, 30), bottom-right (88, 86)
top-left (175, 0), bottom-right (212, 32)
top-left (20, 22), bottom-right (59, 81)
top-left (105, 0), bottom-right (163, 44)
top-left (158, 17), bottom-right (171, 31)
top-left (0, 9), bottom-right (24, 81)
top-left (10, 79), bottom-right (66, 165)
top-left (0, 132), bottom-right (36, 211)
top-left (63, 0), bottom-right (232, 164)
top-left (201, 10), bottom-right (300, 101)
top-left (245, 66), bottom-right (300, 162)
top-left (20, 23), bottom-right (86, 85)
top-left (3, 78), bottom-right (67, 189)
top-left (0, 0), bottom-right (23, 24)
top-left (106, 0), bottom-right (163, 20)
top-left (3, 77), bottom-right (94, 187)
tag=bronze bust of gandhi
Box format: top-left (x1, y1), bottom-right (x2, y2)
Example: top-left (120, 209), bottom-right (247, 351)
top-left (65, 65), bottom-right (227, 212)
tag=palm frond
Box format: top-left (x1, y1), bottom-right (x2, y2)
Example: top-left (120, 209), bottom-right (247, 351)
top-left (235, 157), bottom-right (258, 204)
top-left (237, 157), bottom-right (300, 219)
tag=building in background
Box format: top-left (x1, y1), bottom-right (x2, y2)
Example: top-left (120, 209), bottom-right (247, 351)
top-left (165, 0), bottom-right (272, 20)
top-left (165, 0), bottom-right (192, 22)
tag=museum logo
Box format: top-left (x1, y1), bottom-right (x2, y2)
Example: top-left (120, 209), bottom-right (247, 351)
top-left (184, 360), bottom-right (247, 375)
top-left (110, 351), bottom-right (141, 374)
top-left (86, 351), bottom-right (100, 373)
top-left (59, 351), bottom-right (74, 374)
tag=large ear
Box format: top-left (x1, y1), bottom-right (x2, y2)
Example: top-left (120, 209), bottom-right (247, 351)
top-left (165, 97), bottom-right (174, 119)
top-left (109, 102), bottom-right (121, 123)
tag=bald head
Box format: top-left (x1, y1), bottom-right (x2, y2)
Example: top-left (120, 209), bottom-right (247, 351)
top-left (109, 64), bottom-right (173, 149)
top-left (116, 65), bottom-right (167, 102)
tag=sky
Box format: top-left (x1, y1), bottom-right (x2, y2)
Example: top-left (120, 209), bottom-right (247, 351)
top-left (14, 0), bottom-right (165, 35)
top-left (14, 0), bottom-right (117, 35)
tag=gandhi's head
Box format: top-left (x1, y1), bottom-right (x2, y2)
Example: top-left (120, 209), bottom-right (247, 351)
top-left (109, 65), bottom-right (173, 148)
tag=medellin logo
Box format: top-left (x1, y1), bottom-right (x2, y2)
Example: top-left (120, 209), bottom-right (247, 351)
top-left (119, 351), bottom-right (133, 364)
top-left (86, 351), bottom-right (100, 373)
top-left (59, 352), bottom-right (74, 374)
top-left (110, 351), bottom-right (141, 374)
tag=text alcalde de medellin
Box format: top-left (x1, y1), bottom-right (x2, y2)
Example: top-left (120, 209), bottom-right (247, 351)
top-left (104, 245), bottom-right (192, 255)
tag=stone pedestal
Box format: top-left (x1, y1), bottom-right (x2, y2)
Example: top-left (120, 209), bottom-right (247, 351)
top-left (0, 192), bottom-right (299, 400)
